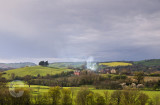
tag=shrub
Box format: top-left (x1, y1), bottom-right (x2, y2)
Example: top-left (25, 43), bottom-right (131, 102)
top-left (0, 88), bottom-right (31, 105)
top-left (32, 94), bottom-right (52, 105)
top-left (61, 88), bottom-right (72, 105)
top-left (104, 91), bottom-right (110, 105)
top-left (10, 88), bottom-right (31, 105)
top-left (76, 87), bottom-right (93, 105)
top-left (153, 95), bottom-right (160, 105)
top-left (138, 93), bottom-right (149, 105)
top-left (86, 93), bottom-right (95, 105)
top-left (95, 93), bottom-right (105, 105)
top-left (111, 75), bottom-right (127, 80)
top-left (49, 86), bottom-right (61, 105)
top-left (120, 89), bottom-right (140, 105)
top-left (111, 90), bottom-right (122, 105)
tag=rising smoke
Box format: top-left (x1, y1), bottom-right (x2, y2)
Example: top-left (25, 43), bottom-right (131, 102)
top-left (86, 56), bottom-right (98, 71)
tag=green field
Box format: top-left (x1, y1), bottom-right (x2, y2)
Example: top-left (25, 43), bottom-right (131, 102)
top-left (134, 59), bottom-right (160, 66)
top-left (49, 62), bottom-right (85, 68)
top-left (3, 66), bottom-right (73, 79)
top-left (99, 62), bottom-right (132, 67)
top-left (11, 84), bottom-right (160, 100)
top-left (8, 81), bottom-right (160, 101)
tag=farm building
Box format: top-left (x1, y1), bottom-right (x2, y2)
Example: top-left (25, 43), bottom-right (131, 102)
top-left (74, 70), bottom-right (80, 76)
top-left (99, 69), bottom-right (117, 74)
top-left (111, 69), bottom-right (117, 74)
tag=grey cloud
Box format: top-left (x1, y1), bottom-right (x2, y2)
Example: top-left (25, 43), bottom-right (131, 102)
top-left (0, 0), bottom-right (160, 63)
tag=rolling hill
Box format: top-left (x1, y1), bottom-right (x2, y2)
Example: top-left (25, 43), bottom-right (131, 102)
top-left (0, 62), bottom-right (36, 70)
top-left (2, 66), bottom-right (73, 79)
top-left (49, 62), bottom-right (85, 68)
top-left (134, 59), bottom-right (160, 66)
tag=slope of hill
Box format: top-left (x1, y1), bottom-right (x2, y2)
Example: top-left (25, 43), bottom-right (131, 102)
top-left (134, 59), bottom-right (160, 66)
top-left (49, 62), bottom-right (85, 68)
top-left (99, 62), bottom-right (132, 67)
top-left (2, 66), bottom-right (73, 79)
top-left (0, 62), bottom-right (36, 70)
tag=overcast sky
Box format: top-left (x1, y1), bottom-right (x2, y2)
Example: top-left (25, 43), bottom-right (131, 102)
top-left (0, 0), bottom-right (160, 63)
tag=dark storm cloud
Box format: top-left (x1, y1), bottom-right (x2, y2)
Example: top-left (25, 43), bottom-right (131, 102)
top-left (0, 0), bottom-right (160, 63)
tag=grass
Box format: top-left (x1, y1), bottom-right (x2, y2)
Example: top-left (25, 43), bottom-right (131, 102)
top-left (134, 59), bottom-right (160, 66)
top-left (99, 62), bottom-right (132, 67)
top-left (32, 86), bottom-right (160, 99)
top-left (10, 82), bottom-right (160, 99)
top-left (6, 83), bottom-right (160, 105)
top-left (2, 66), bottom-right (73, 79)
top-left (49, 62), bottom-right (85, 68)
top-left (7, 81), bottom-right (160, 101)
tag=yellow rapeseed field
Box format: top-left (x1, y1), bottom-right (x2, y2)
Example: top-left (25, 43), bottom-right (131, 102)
top-left (99, 62), bottom-right (132, 67)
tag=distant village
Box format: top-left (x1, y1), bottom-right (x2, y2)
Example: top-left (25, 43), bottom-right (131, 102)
top-left (74, 68), bottom-right (117, 76)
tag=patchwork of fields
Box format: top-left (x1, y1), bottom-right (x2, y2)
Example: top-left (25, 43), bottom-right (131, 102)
top-left (3, 61), bottom-right (160, 103)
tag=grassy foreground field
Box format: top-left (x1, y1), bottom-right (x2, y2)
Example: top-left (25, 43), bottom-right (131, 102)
top-left (12, 83), bottom-right (160, 100)
top-left (99, 62), bottom-right (132, 67)
top-left (3, 66), bottom-right (73, 79)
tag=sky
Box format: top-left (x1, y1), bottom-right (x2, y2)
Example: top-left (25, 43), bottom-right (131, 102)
top-left (0, 0), bottom-right (160, 63)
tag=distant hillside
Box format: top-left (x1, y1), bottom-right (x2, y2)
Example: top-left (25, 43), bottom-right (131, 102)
top-left (2, 66), bottom-right (73, 79)
top-left (0, 62), bottom-right (36, 70)
top-left (134, 59), bottom-right (160, 66)
top-left (49, 62), bottom-right (85, 68)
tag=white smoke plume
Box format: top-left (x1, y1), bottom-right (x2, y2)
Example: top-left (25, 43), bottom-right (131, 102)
top-left (86, 56), bottom-right (97, 71)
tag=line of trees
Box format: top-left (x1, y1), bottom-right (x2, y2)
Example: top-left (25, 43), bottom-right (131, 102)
top-left (11, 70), bottom-right (160, 90)
top-left (39, 61), bottom-right (49, 66)
top-left (1, 86), bottom-right (159, 105)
